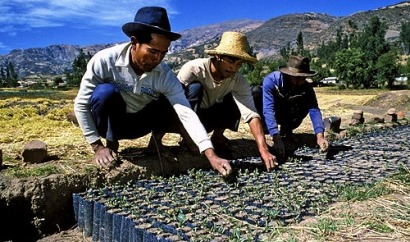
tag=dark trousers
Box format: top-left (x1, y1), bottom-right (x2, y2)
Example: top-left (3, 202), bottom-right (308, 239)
top-left (90, 83), bottom-right (178, 141)
top-left (251, 85), bottom-right (308, 135)
top-left (185, 82), bottom-right (240, 133)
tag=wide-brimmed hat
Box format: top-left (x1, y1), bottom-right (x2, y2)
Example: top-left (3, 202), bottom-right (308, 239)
top-left (205, 32), bottom-right (257, 64)
top-left (279, 55), bottom-right (317, 77)
top-left (122, 6), bottom-right (181, 41)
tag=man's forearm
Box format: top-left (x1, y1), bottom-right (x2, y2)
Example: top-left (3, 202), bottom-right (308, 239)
top-left (249, 118), bottom-right (270, 152)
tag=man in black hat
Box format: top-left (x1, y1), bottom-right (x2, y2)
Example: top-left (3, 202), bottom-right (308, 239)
top-left (260, 55), bottom-right (329, 159)
top-left (74, 6), bottom-right (231, 176)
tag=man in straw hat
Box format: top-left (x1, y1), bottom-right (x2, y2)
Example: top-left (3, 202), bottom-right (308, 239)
top-left (260, 55), bottom-right (329, 159)
top-left (175, 31), bottom-right (278, 171)
top-left (74, 6), bottom-right (232, 177)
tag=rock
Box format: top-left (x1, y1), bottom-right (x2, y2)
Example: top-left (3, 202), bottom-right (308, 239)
top-left (387, 108), bottom-right (396, 115)
top-left (385, 115), bottom-right (398, 123)
top-left (22, 140), bottom-right (48, 163)
top-left (350, 110), bottom-right (364, 125)
top-left (338, 130), bottom-right (348, 139)
top-left (323, 116), bottom-right (341, 132)
top-left (351, 113), bottom-right (363, 120)
top-left (370, 117), bottom-right (384, 124)
top-left (397, 111), bottom-right (405, 120)
top-left (0, 149), bottom-right (2, 167)
top-left (66, 111), bottom-right (79, 126)
top-left (353, 110), bottom-right (364, 116)
top-left (350, 117), bottom-right (364, 126)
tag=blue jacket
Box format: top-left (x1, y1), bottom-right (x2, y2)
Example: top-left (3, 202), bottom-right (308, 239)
top-left (262, 71), bottom-right (324, 136)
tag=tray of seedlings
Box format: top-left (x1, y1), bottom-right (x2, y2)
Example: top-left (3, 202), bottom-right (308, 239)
top-left (73, 125), bottom-right (410, 241)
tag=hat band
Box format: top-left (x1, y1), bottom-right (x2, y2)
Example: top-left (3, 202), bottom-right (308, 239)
top-left (287, 66), bottom-right (309, 73)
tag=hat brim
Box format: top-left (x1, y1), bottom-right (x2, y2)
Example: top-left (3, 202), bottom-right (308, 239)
top-left (122, 22), bottom-right (181, 41)
top-left (205, 49), bottom-right (257, 64)
top-left (279, 66), bottom-right (317, 77)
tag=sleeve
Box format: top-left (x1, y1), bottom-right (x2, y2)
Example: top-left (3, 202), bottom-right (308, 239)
top-left (73, 54), bottom-right (108, 144)
top-left (307, 86), bottom-right (325, 135)
top-left (232, 75), bottom-right (260, 123)
top-left (163, 69), bottom-right (214, 153)
top-left (262, 73), bottom-right (280, 136)
top-left (177, 60), bottom-right (199, 86)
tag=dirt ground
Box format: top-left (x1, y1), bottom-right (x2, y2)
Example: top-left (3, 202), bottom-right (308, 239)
top-left (3, 88), bottom-right (410, 242)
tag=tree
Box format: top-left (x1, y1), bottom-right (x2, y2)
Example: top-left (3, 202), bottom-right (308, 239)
top-left (400, 21), bottom-right (410, 54)
top-left (1, 61), bottom-right (19, 87)
top-left (296, 31), bottom-right (304, 55)
top-left (350, 16), bottom-right (390, 88)
top-left (280, 42), bottom-right (291, 60)
top-left (53, 77), bottom-right (64, 87)
top-left (66, 49), bottom-right (92, 87)
top-left (0, 65), bottom-right (5, 87)
top-left (347, 20), bottom-right (359, 46)
top-left (310, 59), bottom-right (331, 84)
top-left (334, 48), bottom-right (368, 88)
top-left (375, 51), bottom-right (399, 89)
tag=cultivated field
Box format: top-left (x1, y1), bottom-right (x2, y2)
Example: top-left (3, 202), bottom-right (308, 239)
top-left (0, 87), bottom-right (409, 241)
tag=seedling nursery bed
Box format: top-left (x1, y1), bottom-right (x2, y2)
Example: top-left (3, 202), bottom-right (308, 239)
top-left (73, 125), bottom-right (410, 241)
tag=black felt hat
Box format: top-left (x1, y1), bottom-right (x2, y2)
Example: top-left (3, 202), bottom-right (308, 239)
top-left (122, 6), bottom-right (181, 41)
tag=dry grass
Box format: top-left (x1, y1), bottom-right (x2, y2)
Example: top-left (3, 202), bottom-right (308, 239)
top-left (0, 87), bottom-right (405, 172)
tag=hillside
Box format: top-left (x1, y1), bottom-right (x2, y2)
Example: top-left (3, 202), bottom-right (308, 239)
top-left (1, 1), bottom-right (410, 78)
top-left (247, 13), bottom-right (338, 58)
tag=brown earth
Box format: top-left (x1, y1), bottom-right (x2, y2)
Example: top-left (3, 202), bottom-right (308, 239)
top-left (1, 88), bottom-right (409, 241)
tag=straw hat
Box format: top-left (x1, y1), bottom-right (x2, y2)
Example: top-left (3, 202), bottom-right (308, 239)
top-left (279, 55), bottom-right (317, 77)
top-left (205, 32), bottom-right (257, 64)
top-left (122, 6), bottom-right (181, 41)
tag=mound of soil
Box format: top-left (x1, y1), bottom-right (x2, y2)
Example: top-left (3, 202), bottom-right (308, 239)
top-left (364, 90), bottom-right (410, 113)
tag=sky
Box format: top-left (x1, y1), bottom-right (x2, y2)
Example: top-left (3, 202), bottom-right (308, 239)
top-left (0, 0), bottom-right (406, 55)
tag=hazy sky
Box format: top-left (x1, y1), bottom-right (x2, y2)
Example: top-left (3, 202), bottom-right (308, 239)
top-left (0, 0), bottom-right (405, 55)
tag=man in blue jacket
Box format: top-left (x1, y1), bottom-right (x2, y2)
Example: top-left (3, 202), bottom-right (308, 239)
top-left (261, 55), bottom-right (329, 159)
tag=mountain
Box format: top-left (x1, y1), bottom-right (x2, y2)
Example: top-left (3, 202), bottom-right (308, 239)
top-left (246, 13), bottom-right (338, 58)
top-left (170, 19), bottom-right (263, 53)
top-left (0, 44), bottom-right (117, 78)
top-left (1, 1), bottom-right (409, 79)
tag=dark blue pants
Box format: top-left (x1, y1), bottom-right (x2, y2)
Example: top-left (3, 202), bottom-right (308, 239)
top-left (185, 82), bottom-right (240, 132)
top-left (90, 83), bottom-right (178, 141)
top-left (251, 85), bottom-right (309, 135)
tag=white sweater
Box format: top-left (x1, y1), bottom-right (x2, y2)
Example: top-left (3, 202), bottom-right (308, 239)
top-left (74, 43), bottom-right (213, 152)
top-left (177, 58), bottom-right (260, 123)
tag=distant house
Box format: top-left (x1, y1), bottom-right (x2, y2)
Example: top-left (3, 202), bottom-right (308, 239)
top-left (319, 77), bottom-right (339, 86)
top-left (394, 75), bottom-right (408, 83)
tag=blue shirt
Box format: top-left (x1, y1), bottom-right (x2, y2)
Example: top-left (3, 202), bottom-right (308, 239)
top-left (262, 71), bottom-right (324, 136)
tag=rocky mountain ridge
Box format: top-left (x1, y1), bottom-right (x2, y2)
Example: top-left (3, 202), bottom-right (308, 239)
top-left (1, 1), bottom-right (409, 78)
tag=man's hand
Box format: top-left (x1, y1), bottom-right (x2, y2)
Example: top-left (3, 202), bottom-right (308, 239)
top-left (316, 133), bottom-right (329, 153)
top-left (204, 148), bottom-right (232, 177)
top-left (91, 140), bottom-right (118, 169)
top-left (271, 135), bottom-right (285, 159)
top-left (260, 149), bottom-right (278, 172)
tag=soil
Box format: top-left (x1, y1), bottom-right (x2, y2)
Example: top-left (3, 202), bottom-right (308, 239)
top-left (1, 89), bottom-right (409, 242)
